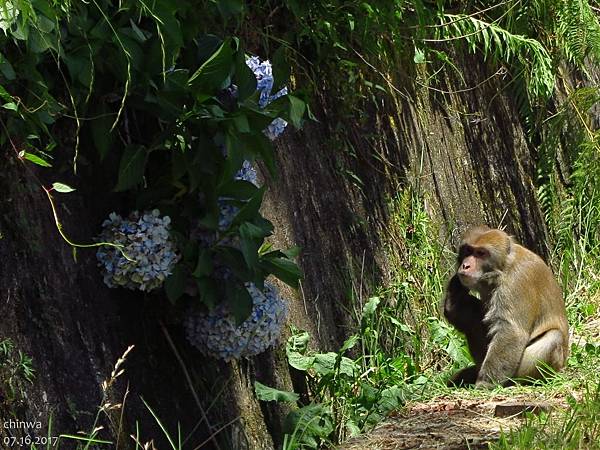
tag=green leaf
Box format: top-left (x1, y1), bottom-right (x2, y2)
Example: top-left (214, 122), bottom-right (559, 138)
top-left (115, 146), bottom-right (148, 191)
top-left (254, 381), bottom-right (299, 403)
top-left (0, 53), bottom-right (15, 80)
top-left (235, 47), bottom-right (257, 100)
top-left (218, 179), bottom-right (259, 200)
top-left (2, 102), bottom-right (18, 111)
top-left (283, 404), bottom-right (334, 448)
top-left (226, 283), bottom-right (253, 324)
top-left (362, 296), bottom-right (380, 317)
top-left (282, 246), bottom-right (301, 259)
top-left (19, 151), bottom-right (52, 167)
top-left (287, 350), bottom-right (315, 371)
top-left (245, 133), bottom-right (276, 176)
top-left (192, 249), bottom-right (213, 278)
top-left (259, 256), bottom-right (302, 288)
top-left (313, 353), bottom-right (358, 377)
top-left (196, 277), bottom-right (217, 308)
top-left (287, 329), bottom-right (310, 353)
top-left (240, 222), bottom-right (266, 269)
top-left (52, 182), bottom-right (75, 193)
top-left (90, 112), bottom-right (114, 160)
top-left (231, 187), bottom-right (266, 225)
top-left (339, 334), bottom-right (359, 353)
top-left (413, 47), bottom-right (426, 64)
top-left (217, 0), bottom-right (243, 18)
top-left (189, 38), bottom-right (235, 95)
top-left (271, 46), bottom-right (290, 92)
top-left (196, 34), bottom-right (222, 62)
top-left (0, 84), bottom-right (12, 102)
top-left (164, 263), bottom-right (186, 304)
top-left (287, 95), bottom-right (306, 129)
top-left (216, 246), bottom-right (251, 280)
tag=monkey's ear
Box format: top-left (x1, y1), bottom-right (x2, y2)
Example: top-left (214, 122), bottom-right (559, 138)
top-left (506, 236), bottom-right (514, 254)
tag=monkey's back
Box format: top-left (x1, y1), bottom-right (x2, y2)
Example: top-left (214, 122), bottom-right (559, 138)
top-left (510, 243), bottom-right (569, 359)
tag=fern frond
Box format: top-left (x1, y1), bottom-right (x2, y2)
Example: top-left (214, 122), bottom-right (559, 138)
top-left (556, 0), bottom-right (600, 66)
top-left (438, 14), bottom-right (554, 99)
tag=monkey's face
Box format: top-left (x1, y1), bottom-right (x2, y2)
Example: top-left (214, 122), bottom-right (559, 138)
top-left (457, 245), bottom-right (490, 289)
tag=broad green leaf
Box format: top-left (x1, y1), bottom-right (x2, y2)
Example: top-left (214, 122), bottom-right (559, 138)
top-left (271, 45), bottom-right (290, 92)
top-left (287, 351), bottom-right (315, 371)
top-left (218, 179), bottom-right (259, 200)
top-left (164, 263), bottom-right (186, 304)
top-left (196, 34), bottom-right (222, 62)
top-left (0, 84), bottom-right (12, 102)
top-left (313, 353), bottom-right (358, 377)
top-left (254, 381), bottom-right (299, 403)
top-left (235, 48), bottom-right (257, 100)
top-left (19, 151), bottom-right (51, 167)
top-left (287, 329), bottom-right (310, 353)
top-left (259, 256), bottom-right (302, 288)
top-left (90, 112), bottom-right (114, 160)
top-left (193, 249), bottom-right (213, 278)
top-left (283, 404), bottom-right (334, 448)
top-left (0, 53), bottom-right (15, 80)
top-left (231, 187), bottom-right (265, 225)
top-left (196, 277), bottom-right (217, 308)
top-left (189, 38), bottom-right (234, 95)
top-left (240, 222), bottom-right (266, 269)
top-left (217, 0), bottom-right (243, 18)
top-left (287, 95), bottom-right (305, 129)
top-left (282, 246), bottom-right (301, 259)
top-left (312, 352), bottom-right (337, 375)
top-left (378, 385), bottom-right (406, 413)
top-left (215, 246), bottom-right (252, 280)
top-left (339, 334), bottom-right (359, 353)
top-left (245, 133), bottom-right (276, 176)
top-left (52, 182), bottom-right (75, 193)
top-left (413, 47), bottom-right (426, 64)
top-left (362, 296), bottom-right (380, 317)
top-left (115, 146), bottom-right (148, 191)
top-left (226, 283), bottom-right (253, 324)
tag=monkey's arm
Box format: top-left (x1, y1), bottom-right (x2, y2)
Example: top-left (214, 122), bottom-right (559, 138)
top-left (476, 321), bottom-right (529, 387)
top-left (444, 275), bottom-right (482, 330)
top-left (444, 275), bottom-right (488, 365)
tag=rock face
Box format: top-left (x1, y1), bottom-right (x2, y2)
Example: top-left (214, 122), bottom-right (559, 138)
top-left (0, 51), bottom-right (547, 449)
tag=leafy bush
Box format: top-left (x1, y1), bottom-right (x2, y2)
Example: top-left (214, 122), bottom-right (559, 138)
top-left (0, 1), bottom-right (307, 321)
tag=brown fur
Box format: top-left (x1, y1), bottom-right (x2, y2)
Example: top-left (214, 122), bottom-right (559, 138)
top-left (444, 226), bottom-right (569, 387)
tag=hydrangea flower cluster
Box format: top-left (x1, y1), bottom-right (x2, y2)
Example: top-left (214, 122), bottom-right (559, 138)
top-left (185, 282), bottom-right (288, 361)
top-left (245, 56), bottom-right (289, 141)
top-left (184, 55), bottom-right (293, 360)
top-left (96, 210), bottom-right (179, 291)
top-left (234, 159), bottom-right (258, 186)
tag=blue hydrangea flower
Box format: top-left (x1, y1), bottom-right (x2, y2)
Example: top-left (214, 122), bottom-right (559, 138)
top-left (96, 210), bottom-right (180, 291)
top-left (185, 282), bottom-right (289, 361)
top-left (245, 56), bottom-right (289, 140)
top-left (234, 160), bottom-right (258, 186)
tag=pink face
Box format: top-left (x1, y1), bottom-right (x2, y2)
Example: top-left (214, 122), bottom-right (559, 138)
top-left (457, 246), bottom-right (489, 289)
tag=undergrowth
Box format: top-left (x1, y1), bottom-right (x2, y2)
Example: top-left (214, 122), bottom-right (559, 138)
top-left (255, 186), bottom-right (470, 449)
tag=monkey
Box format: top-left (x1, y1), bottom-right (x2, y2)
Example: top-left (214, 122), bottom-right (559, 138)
top-left (443, 226), bottom-right (569, 388)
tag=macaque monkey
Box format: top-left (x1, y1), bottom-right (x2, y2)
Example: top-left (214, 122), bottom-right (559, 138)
top-left (444, 226), bottom-right (569, 387)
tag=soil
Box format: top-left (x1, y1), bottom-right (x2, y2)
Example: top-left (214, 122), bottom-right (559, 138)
top-left (342, 393), bottom-right (568, 450)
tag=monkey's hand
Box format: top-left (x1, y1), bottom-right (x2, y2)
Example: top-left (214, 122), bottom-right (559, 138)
top-left (447, 274), bottom-right (469, 297)
top-left (444, 275), bottom-right (482, 330)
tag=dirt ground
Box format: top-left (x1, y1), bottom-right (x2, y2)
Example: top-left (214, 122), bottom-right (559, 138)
top-left (342, 393), bottom-right (567, 450)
